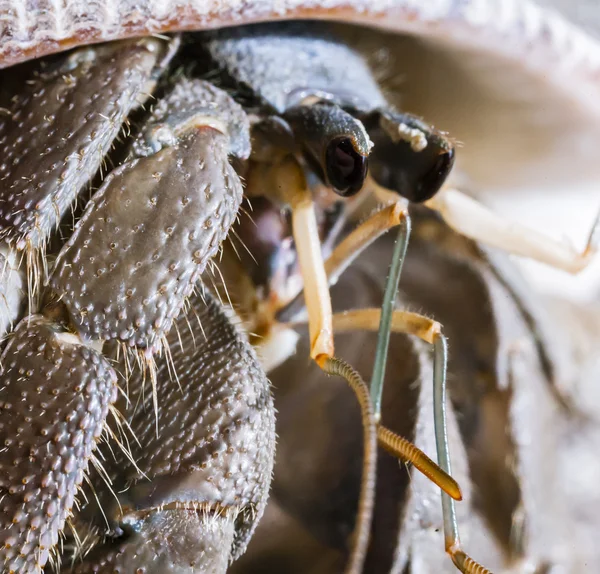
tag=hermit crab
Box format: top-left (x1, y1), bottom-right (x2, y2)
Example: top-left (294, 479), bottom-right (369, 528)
top-left (1, 2), bottom-right (600, 574)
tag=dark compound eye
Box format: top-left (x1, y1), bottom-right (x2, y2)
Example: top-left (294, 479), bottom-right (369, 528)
top-left (325, 137), bottom-right (368, 197)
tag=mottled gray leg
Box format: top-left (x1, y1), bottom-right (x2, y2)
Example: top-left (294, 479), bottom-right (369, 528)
top-left (0, 316), bottom-right (117, 574)
top-left (66, 291), bottom-right (275, 573)
top-left (0, 38), bottom-right (176, 251)
top-left (50, 78), bottom-right (250, 355)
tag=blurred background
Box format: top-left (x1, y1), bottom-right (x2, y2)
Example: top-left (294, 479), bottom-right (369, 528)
top-left (369, 0), bottom-right (600, 302)
top-left (497, 0), bottom-right (600, 301)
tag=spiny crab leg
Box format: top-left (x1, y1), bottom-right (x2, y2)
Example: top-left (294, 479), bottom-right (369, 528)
top-left (0, 315), bottom-right (118, 574)
top-left (65, 291), bottom-right (275, 574)
top-left (425, 187), bottom-right (600, 274)
top-left (0, 76), bottom-right (252, 573)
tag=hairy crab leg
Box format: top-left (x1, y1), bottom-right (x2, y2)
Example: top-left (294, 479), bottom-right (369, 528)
top-left (0, 37), bottom-right (176, 271)
top-left (426, 187), bottom-right (600, 274)
top-left (50, 79), bottom-right (250, 359)
top-left (0, 315), bottom-right (118, 574)
top-left (0, 76), bottom-right (254, 572)
top-left (0, 38), bottom-right (177, 349)
top-left (64, 291), bottom-right (275, 573)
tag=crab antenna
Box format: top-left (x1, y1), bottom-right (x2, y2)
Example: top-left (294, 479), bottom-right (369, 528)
top-left (370, 217), bottom-right (411, 420)
top-left (434, 334), bottom-right (492, 574)
top-left (317, 355), bottom-right (377, 574)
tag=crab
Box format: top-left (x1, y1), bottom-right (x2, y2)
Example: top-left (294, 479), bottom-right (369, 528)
top-left (1, 3), bottom-right (600, 574)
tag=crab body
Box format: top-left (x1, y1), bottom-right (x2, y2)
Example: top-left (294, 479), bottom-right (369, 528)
top-left (1, 3), bottom-right (600, 574)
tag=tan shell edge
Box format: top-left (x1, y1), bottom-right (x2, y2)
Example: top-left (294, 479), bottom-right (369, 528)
top-left (1, 1), bottom-right (600, 108)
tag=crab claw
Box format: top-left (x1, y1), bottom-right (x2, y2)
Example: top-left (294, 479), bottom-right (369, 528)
top-left (67, 291), bottom-right (275, 573)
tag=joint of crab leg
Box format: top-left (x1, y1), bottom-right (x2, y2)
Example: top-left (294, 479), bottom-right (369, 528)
top-left (316, 354), bottom-right (376, 574)
top-left (276, 201), bottom-right (408, 324)
top-left (426, 187), bottom-right (600, 274)
top-left (49, 79), bottom-right (248, 353)
top-left (326, 202), bottom-right (408, 285)
top-left (326, 309), bottom-right (460, 499)
top-left (331, 308), bottom-right (441, 345)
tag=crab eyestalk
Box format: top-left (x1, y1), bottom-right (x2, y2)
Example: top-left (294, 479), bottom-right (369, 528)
top-left (284, 103), bottom-right (371, 197)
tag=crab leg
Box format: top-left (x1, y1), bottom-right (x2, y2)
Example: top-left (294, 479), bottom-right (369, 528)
top-left (0, 315), bottom-right (117, 574)
top-left (260, 158), bottom-right (468, 571)
top-left (64, 291), bottom-right (274, 574)
top-left (426, 187), bottom-right (600, 274)
top-left (0, 38), bottom-right (175, 254)
top-left (50, 79), bottom-right (250, 358)
top-left (251, 155), bottom-right (375, 572)
top-left (276, 202), bottom-right (408, 323)
top-left (273, 199), bottom-right (461, 495)
top-left (354, 212), bottom-right (488, 572)
top-left (326, 202), bottom-right (408, 286)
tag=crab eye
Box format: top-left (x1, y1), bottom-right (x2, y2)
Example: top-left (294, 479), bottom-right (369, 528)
top-left (325, 137), bottom-right (368, 197)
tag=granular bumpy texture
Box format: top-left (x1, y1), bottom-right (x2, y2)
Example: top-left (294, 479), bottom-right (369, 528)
top-left (0, 316), bottom-right (117, 574)
top-left (50, 129), bottom-right (243, 351)
top-left (0, 38), bottom-right (170, 249)
top-left (71, 291), bottom-right (275, 571)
